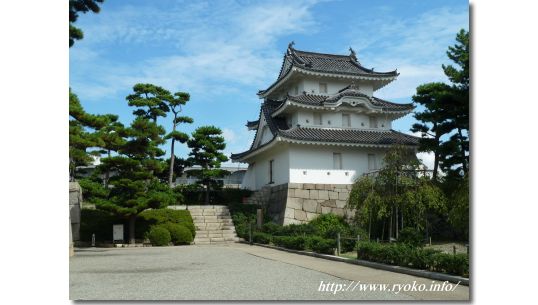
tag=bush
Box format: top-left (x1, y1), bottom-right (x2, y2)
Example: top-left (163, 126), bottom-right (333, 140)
top-left (261, 222), bottom-right (283, 235)
top-left (252, 232), bottom-right (272, 244)
top-left (137, 209), bottom-right (195, 238)
top-left (398, 227), bottom-right (424, 247)
top-left (231, 212), bottom-right (255, 239)
top-left (163, 223), bottom-right (193, 245)
top-left (309, 213), bottom-right (351, 238)
top-left (357, 242), bottom-right (469, 277)
top-left (273, 236), bottom-right (307, 250)
top-left (147, 225), bottom-right (171, 246)
top-left (308, 236), bottom-right (336, 255)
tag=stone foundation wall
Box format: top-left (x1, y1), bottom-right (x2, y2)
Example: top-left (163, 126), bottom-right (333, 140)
top-left (252, 183), bottom-right (356, 225)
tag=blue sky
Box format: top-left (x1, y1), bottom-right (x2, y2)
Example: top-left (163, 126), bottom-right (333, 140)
top-left (69, 0), bottom-right (469, 167)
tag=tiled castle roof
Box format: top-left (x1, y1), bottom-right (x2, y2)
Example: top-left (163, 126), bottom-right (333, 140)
top-left (259, 43), bottom-right (398, 96)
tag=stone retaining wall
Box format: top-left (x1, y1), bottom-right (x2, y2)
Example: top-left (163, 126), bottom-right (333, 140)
top-left (256, 183), bottom-right (356, 225)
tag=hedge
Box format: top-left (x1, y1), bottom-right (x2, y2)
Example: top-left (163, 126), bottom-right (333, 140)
top-left (272, 236), bottom-right (307, 250)
top-left (137, 209), bottom-right (195, 238)
top-left (163, 223), bottom-right (193, 245)
top-left (357, 242), bottom-right (469, 277)
top-left (252, 232), bottom-right (272, 244)
top-left (147, 225), bottom-right (171, 246)
top-left (307, 236), bottom-right (336, 255)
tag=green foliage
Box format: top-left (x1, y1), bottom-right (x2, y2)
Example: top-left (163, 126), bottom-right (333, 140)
top-left (137, 209), bottom-right (195, 238)
top-left (308, 213), bottom-right (351, 238)
top-left (412, 29), bottom-right (469, 177)
top-left (187, 126), bottom-right (229, 204)
top-left (447, 176), bottom-right (469, 239)
top-left (272, 236), bottom-right (307, 250)
top-left (69, 0), bottom-right (104, 47)
top-left (357, 242), bottom-right (468, 277)
top-left (147, 225), bottom-right (171, 246)
top-left (307, 236), bottom-right (336, 255)
top-left (252, 232), bottom-right (272, 244)
top-left (398, 227), bottom-right (424, 247)
top-left (163, 223), bottom-right (193, 245)
top-left (348, 146), bottom-right (447, 241)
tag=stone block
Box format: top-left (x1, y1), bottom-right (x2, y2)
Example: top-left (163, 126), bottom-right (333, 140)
top-left (288, 183), bottom-right (302, 189)
top-left (320, 199), bottom-right (336, 208)
top-left (287, 197), bottom-right (303, 210)
top-left (338, 192), bottom-right (349, 201)
top-left (315, 184), bottom-right (325, 190)
top-left (303, 183), bottom-right (315, 190)
top-left (294, 209), bottom-right (307, 221)
top-left (287, 188), bottom-right (295, 197)
top-left (328, 191), bottom-right (339, 200)
top-left (306, 212), bottom-right (319, 221)
top-left (303, 199), bottom-right (318, 213)
top-left (325, 184), bottom-right (335, 190)
top-left (318, 190), bottom-right (329, 200)
top-left (336, 200), bottom-right (347, 208)
top-left (284, 208), bottom-right (295, 218)
top-left (309, 190), bottom-right (319, 199)
top-left (321, 206), bottom-right (332, 214)
top-left (295, 189), bottom-right (309, 198)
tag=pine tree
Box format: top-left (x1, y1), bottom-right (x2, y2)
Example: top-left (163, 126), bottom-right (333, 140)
top-left (411, 83), bottom-right (455, 180)
top-left (187, 126), bottom-right (229, 205)
top-left (69, 0), bottom-right (104, 47)
top-left (164, 92), bottom-right (193, 187)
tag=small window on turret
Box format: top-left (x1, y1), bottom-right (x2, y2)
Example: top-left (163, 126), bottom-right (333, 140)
top-left (319, 83), bottom-right (328, 94)
top-left (313, 113), bottom-right (322, 125)
top-left (369, 116), bottom-right (378, 128)
top-left (294, 86), bottom-right (298, 95)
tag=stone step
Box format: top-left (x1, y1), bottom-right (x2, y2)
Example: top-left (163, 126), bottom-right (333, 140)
top-left (194, 237), bottom-right (210, 243)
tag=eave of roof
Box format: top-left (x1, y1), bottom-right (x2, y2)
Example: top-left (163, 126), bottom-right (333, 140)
top-left (258, 45), bottom-right (399, 97)
top-left (231, 100), bottom-right (419, 162)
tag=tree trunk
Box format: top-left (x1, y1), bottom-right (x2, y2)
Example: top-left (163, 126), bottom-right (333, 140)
top-left (457, 127), bottom-right (468, 174)
top-left (389, 208), bottom-right (393, 241)
top-left (168, 138), bottom-right (176, 187)
top-left (105, 150), bottom-right (111, 188)
top-left (129, 215), bottom-right (136, 244)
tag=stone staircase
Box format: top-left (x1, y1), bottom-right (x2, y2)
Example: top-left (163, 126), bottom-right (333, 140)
top-left (189, 205), bottom-right (239, 245)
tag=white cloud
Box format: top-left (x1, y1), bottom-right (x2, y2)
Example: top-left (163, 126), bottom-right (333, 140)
top-left (349, 6), bottom-right (468, 100)
top-left (70, 0), bottom-right (320, 102)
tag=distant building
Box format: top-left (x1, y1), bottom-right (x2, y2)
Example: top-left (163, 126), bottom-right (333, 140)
top-left (175, 166), bottom-right (247, 189)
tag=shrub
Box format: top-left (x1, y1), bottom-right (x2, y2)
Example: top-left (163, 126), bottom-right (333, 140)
top-left (252, 232), bottom-right (272, 244)
top-left (231, 212), bottom-right (255, 239)
top-left (308, 236), bottom-right (336, 255)
top-left (147, 225), bottom-right (171, 246)
top-left (261, 222), bottom-right (283, 235)
top-left (164, 223), bottom-right (193, 245)
top-left (272, 236), bottom-right (307, 250)
top-left (398, 227), bottom-right (424, 247)
top-left (356, 242), bottom-right (469, 277)
top-left (309, 213), bottom-right (351, 238)
top-left (137, 209), bottom-right (195, 238)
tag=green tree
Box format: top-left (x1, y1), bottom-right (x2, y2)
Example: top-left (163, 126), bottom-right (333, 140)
top-left (187, 126), bottom-right (229, 205)
top-left (69, 90), bottom-right (114, 180)
top-left (126, 83), bottom-right (171, 125)
top-left (69, 0), bottom-right (104, 47)
top-left (411, 29), bottom-right (469, 177)
top-left (164, 92), bottom-right (193, 187)
top-left (411, 82), bottom-right (455, 180)
top-left (83, 117), bottom-right (175, 244)
top-left (348, 146), bottom-right (446, 241)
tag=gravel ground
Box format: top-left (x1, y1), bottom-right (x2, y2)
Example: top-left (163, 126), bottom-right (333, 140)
top-left (70, 245), bottom-right (410, 300)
